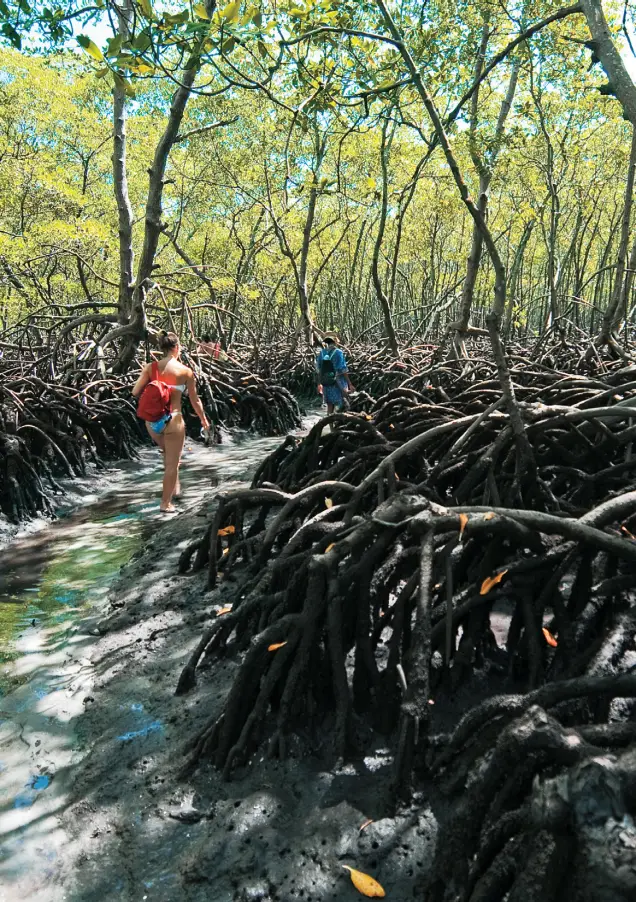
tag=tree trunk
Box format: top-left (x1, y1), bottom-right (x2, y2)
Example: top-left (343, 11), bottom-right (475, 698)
top-left (371, 113), bottom-right (399, 356)
top-left (112, 0), bottom-right (134, 326)
top-left (580, 0), bottom-right (636, 126)
top-left (601, 126), bottom-right (636, 341)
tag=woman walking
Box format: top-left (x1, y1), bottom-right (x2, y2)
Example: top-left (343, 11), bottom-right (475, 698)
top-left (133, 331), bottom-right (209, 512)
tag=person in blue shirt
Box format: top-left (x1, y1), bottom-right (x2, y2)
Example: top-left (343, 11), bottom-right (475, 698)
top-left (316, 332), bottom-right (353, 414)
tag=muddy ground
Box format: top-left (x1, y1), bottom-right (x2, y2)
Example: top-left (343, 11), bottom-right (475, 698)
top-left (33, 498), bottom-right (442, 902)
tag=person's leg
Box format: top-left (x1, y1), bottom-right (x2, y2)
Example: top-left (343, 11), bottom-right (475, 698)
top-left (161, 415), bottom-right (185, 511)
top-left (327, 403), bottom-right (335, 415)
top-left (146, 422), bottom-right (166, 452)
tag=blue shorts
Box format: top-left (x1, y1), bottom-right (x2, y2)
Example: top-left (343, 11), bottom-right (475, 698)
top-left (148, 413), bottom-right (172, 434)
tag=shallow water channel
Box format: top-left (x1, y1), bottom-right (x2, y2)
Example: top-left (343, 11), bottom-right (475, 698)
top-left (0, 427), bottom-right (309, 899)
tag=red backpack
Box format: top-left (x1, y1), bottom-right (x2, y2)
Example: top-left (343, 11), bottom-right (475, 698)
top-left (137, 362), bottom-right (172, 422)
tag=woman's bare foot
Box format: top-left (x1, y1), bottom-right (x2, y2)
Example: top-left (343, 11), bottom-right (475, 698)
top-left (159, 503), bottom-right (177, 513)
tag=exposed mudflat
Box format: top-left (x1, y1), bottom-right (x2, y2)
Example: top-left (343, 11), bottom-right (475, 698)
top-left (0, 419), bottom-right (525, 902)
top-left (47, 499), bottom-right (439, 902)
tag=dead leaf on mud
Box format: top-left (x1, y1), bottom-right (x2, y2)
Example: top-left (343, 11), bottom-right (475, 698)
top-left (458, 513), bottom-right (468, 538)
top-left (542, 627), bottom-right (558, 647)
top-left (343, 865), bottom-right (385, 897)
top-left (325, 497), bottom-right (334, 508)
top-left (217, 525), bottom-right (236, 536)
top-left (268, 642), bottom-right (287, 652)
top-left (325, 543), bottom-right (336, 553)
top-left (359, 819), bottom-right (374, 832)
top-left (217, 606), bottom-right (232, 616)
top-left (484, 512), bottom-right (496, 521)
top-left (480, 570), bottom-right (508, 595)
top-left (621, 525), bottom-right (636, 540)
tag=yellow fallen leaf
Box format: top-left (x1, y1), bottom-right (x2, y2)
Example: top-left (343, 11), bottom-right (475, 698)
top-left (458, 513), bottom-right (468, 538)
top-left (364, 414), bottom-right (372, 420)
top-left (389, 423), bottom-right (394, 429)
top-left (218, 525), bottom-right (236, 536)
top-left (542, 627), bottom-right (558, 647)
top-left (268, 642), bottom-right (287, 652)
top-left (343, 865), bottom-right (385, 898)
top-left (230, 398), bottom-right (237, 404)
top-left (325, 497), bottom-right (333, 508)
top-left (480, 570), bottom-right (508, 595)
top-left (621, 525), bottom-right (636, 540)
top-left (325, 543), bottom-right (335, 553)
top-left (359, 819), bottom-right (374, 833)
top-left (484, 512), bottom-right (496, 521)
top-left (222, 547), bottom-right (229, 556)
top-left (217, 605), bottom-right (232, 616)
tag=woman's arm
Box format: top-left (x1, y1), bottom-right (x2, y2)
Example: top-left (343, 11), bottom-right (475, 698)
top-left (336, 351), bottom-right (354, 392)
top-left (187, 370), bottom-right (210, 429)
top-left (131, 363), bottom-right (151, 398)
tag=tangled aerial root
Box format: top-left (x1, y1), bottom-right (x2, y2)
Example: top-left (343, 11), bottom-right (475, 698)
top-left (178, 365), bottom-right (636, 820)
top-left (0, 311), bottom-right (301, 524)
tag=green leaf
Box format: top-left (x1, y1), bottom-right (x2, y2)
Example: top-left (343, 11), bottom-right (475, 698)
top-left (1, 22), bottom-right (21, 49)
top-left (114, 72), bottom-right (136, 98)
top-left (193, 2), bottom-right (210, 18)
top-left (138, 0), bottom-right (153, 19)
top-left (164, 9), bottom-right (189, 24)
top-left (132, 31), bottom-right (152, 51)
top-left (220, 0), bottom-right (241, 23)
top-left (77, 34), bottom-right (104, 62)
top-left (105, 34), bottom-right (123, 57)
top-left (222, 36), bottom-right (236, 53)
top-left (95, 66), bottom-right (110, 78)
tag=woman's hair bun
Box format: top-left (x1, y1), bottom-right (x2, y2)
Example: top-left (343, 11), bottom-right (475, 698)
top-left (158, 330), bottom-right (179, 352)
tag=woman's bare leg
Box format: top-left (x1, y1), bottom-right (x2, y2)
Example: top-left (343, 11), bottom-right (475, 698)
top-left (161, 416), bottom-right (185, 510)
top-left (146, 422), bottom-right (166, 452)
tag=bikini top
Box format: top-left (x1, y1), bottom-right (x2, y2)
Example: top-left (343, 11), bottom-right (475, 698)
top-left (152, 361), bottom-right (187, 392)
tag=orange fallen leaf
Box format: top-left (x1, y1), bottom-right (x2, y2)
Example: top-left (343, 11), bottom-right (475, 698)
top-left (325, 543), bottom-right (336, 553)
top-left (325, 497), bottom-right (334, 508)
top-left (364, 414), bottom-right (373, 421)
top-left (542, 627), bottom-right (558, 647)
top-left (230, 398), bottom-right (237, 404)
top-left (359, 819), bottom-right (374, 833)
top-left (343, 866), bottom-right (385, 898)
top-left (480, 570), bottom-right (508, 595)
top-left (389, 423), bottom-right (394, 429)
top-left (394, 472), bottom-right (400, 481)
top-left (222, 547), bottom-right (229, 556)
top-left (621, 525), bottom-right (636, 540)
top-left (458, 513), bottom-right (468, 538)
top-left (217, 525), bottom-right (236, 537)
top-left (484, 512), bottom-right (496, 521)
top-left (268, 642), bottom-right (287, 652)
top-left (217, 605), bottom-right (232, 616)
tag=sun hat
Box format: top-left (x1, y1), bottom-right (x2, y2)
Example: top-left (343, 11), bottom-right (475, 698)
top-left (323, 331), bottom-right (339, 344)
